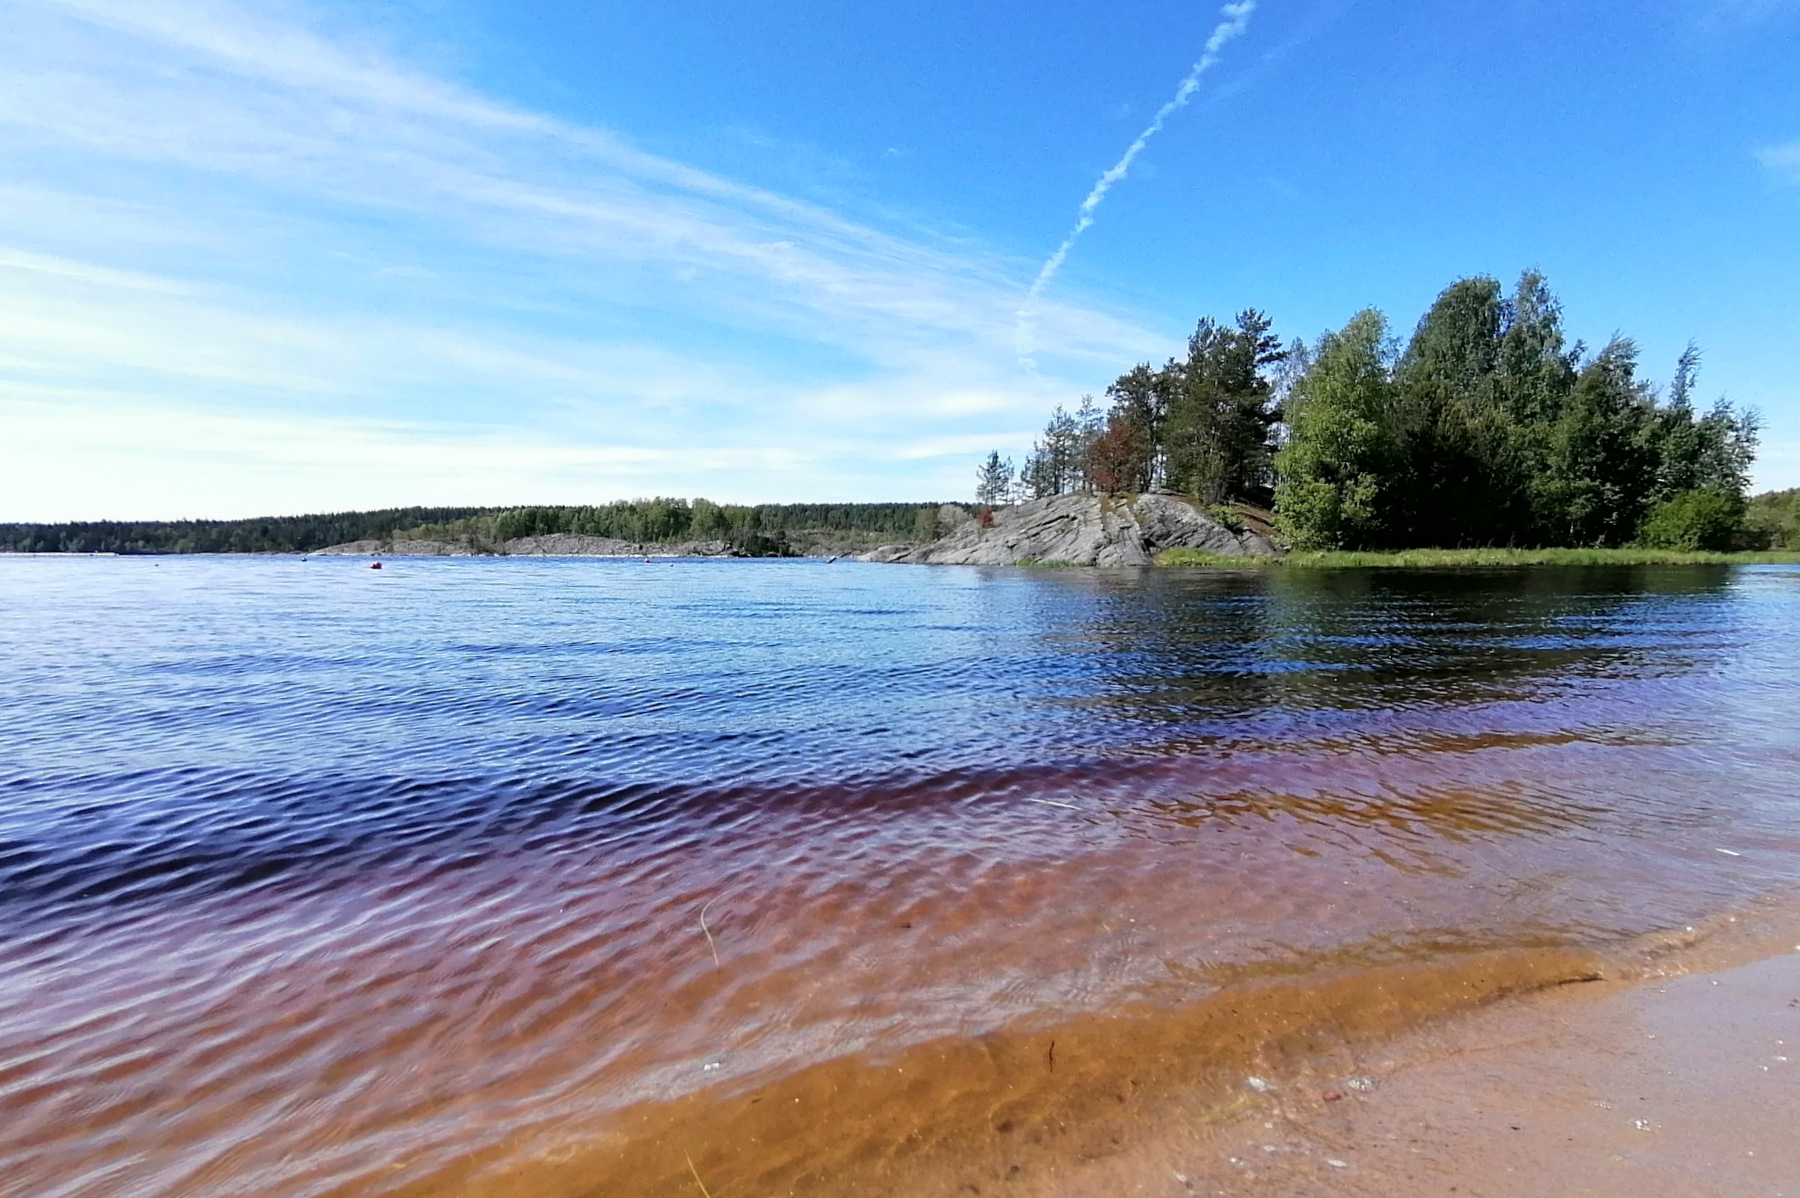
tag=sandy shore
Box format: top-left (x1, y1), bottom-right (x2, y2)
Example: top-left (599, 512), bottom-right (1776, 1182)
top-left (1007, 948), bottom-right (1800, 1198)
top-left (451, 918), bottom-right (1800, 1198)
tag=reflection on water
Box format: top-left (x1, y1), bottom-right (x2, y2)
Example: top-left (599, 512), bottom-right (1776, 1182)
top-left (0, 558), bottom-right (1795, 1197)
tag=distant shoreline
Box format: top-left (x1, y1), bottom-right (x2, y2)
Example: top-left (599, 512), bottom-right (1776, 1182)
top-left (8, 545), bottom-right (1800, 568)
top-left (7, 492), bottom-right (1799, 566)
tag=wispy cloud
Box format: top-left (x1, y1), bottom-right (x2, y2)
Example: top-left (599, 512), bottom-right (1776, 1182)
top-left (1757, 140), bottom-right (1800, 184)
top-left (0, 0), bottom-right (1168, 517)
top-left (1016, 1), bottom-right (1256, 368)
top-left (1704, 0), bottom-right (1798, 22)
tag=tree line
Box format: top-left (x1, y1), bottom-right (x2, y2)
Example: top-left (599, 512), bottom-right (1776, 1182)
top-left (1747, 489), bottom-right (1800, 549)
top-left (491, 499), bottom-right (956, 555)
top-left (983, 272), bottom-right (1765, 551)
top-left (0, 507), bottom-right (497, 555)
top-left (0, 501), bottom-right (953, 556)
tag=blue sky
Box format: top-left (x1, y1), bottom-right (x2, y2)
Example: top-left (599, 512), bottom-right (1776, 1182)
top-left (2, 0), bottom-right (1797, 519)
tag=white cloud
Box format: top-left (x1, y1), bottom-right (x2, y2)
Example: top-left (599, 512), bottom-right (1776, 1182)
top-left (1757, 140), bottom-right (1800, 185)
top-left (3, 0), bottom-right (1151, 361)
top-left (0, 0), bottom-right (1169, 517)
top-left (0, 246), bottom-right (190, 293)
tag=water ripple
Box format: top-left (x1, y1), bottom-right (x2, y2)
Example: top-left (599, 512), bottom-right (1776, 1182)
top-left (0, 557), bottom-right (1797, 1197)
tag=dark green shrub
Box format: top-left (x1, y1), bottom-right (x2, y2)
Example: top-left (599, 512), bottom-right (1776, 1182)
top-left (1636, 488), bottom-right (1745, 551)
top-left (1208, 504), bottom-right (1245, 533)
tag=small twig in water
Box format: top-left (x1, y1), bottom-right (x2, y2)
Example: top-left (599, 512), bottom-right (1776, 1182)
top-left (685, 1151), bottom-right (716, 1198)
top-left (1025, 798), bottom-right (1079, 811)
top-left (699, 896), bottom-right (721, 966)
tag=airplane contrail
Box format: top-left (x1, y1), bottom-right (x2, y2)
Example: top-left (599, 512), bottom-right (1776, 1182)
top-left (1016, 1), bottom-right (1257, 369)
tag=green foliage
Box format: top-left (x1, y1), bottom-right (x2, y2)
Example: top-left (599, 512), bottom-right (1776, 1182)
top-left (486, 499), bottom-right (953, 555)
top-left (1207, 504), bottom-right (1245, 534)
top-left (1385, 276), bottom-right (1545, 545)
top-left (0, 507), bottom-right (495, 554)
top-left (1536, 339), bottom-right (1659, 546)
top-left (1745, 489), bottom-right (1800, 549)
top-left (982, 311), bottom-right (1288, 510)
top-left (974, 452), bottom-right (1013, 506)
top-left (1637, 488), bottom-right (1747, 551)
top-left (1019, 397), bottom-right (1103, 499)
top-left (396, 514), bottom-right (504, 552)
top-left (1267, 271), bottom-right (1759, 551)
top-left (1163, 311), bottom-right (1286, 503)
top-left (3, 501), bottom-right (954, 557)
top-left (1644, 344), bottom-right (1760, 504)
top-left (491, 499), bottom-right (696, 544)
top-left (1158, 545), bottom-right (1800, 568)
top-left (1272, 310), bottom-right (1395, 549)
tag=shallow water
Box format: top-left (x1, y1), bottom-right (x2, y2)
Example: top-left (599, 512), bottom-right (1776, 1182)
top-left (1, 557), bottom-right (1797, 1197)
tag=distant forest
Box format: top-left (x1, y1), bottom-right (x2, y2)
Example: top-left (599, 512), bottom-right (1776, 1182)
top-left (0, 507), bottom-right (496, 555)
top-left (492, 500), bottom-right (941, 544)
top-left (984, 271), bottom-right (1778, 552)
top-left (1749, 489), bottom-right (1800, 550)
top-left (0, 501), bottom-right (953, 556)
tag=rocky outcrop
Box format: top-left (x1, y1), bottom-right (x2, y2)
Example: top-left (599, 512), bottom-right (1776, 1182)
top-left (313, 535), bottom-right (739, 557)
top-left (863, 493), bottom-right (1277, 566)
top-left (310, 497), bottom-right (1273, 565)
top-left (504, 536), bottom-right (736, 557)
top-left (312, 538), bottom-right (476, 556)
top-left (394, 538), bottom-right (477, 556)
top-left (857, 543), bottom-right (919, 564)
top-left (505, 535), bottom-right (637, 556)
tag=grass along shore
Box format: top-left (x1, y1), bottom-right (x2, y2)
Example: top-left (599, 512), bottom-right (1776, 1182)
top-left (1157, 546), bottom-right (1800, 568)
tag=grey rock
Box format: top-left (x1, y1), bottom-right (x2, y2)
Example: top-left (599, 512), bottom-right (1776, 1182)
top-left (503, 535), bottom-right (737, 557)
top-left (895, 493), bottom-right (1277, 567)
top-left (665, 540), bottom-right (735, 558)
top-left (312, 538), bottom-right (474, 556)
top-left (1131, 493), bottom-right (1279, 557)
top-left (855, 543), bottom-right (920, 564)
top-left (389, 538), bottom-right (476, 556)
top-left (504, 534), bottom-right (639, 556)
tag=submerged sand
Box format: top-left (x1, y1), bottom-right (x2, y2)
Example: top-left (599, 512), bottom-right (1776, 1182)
top-left (501, 906), bottom-right (1799, 1198)
top-left (1008, 948), bottom-right (1800, 1198)
top-left (370, 911), bottom-right (1799, 1198)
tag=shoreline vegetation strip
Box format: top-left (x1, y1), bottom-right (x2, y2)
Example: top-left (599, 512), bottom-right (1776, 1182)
top-left (1155, 546), bottom-right (1800, 568)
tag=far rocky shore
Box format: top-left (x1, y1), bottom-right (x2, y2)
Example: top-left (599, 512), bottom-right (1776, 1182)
top-left (312, 493), bottom-right (1280, 566)
top-left (312, 534), bottom-right (742, 558)
top-left (859, 492), bottom-right (1278, 565)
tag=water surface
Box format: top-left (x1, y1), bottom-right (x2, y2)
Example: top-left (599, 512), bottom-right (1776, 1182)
top-left (2, 557), bottom-right (1797, 1197)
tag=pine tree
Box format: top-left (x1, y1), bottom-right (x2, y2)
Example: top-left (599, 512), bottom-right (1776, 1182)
top-left (975, 451), bottom-right (1014, 506)
top-left (1163, 311), bottom-right (1285, 504)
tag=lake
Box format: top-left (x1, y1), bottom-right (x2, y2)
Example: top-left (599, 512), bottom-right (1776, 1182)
top-left (2, 556), bottom-right (1797, 1197)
